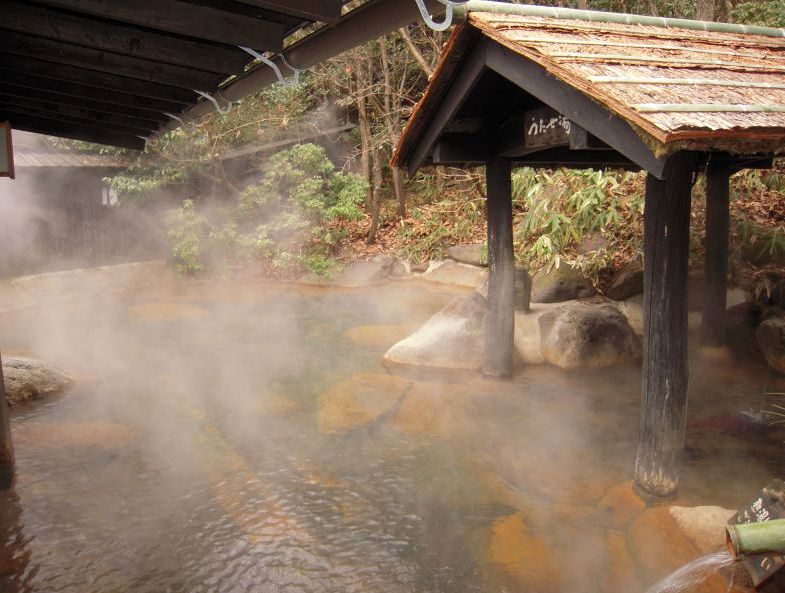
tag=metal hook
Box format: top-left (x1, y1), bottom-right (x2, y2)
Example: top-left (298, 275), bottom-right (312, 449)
top-left (414, 0), bottom-right (468, 32)
top-left (194, 90), bottom-right (233, 115)
top-left (280, 54), bottom-right (305, 86)
top-left (239, 47), bottom-right (302, 88)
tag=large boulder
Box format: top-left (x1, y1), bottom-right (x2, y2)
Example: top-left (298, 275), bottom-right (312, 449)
top-left (757, 317), bottom-right (785, 374)
top-left (383, 292), bottom-right (485, 371)
top-left (2, 356), bottom-right (73, 406)
top-left (726, 302), bottom-right (763, 362)
top-left (421, 260), bottom-right (486, 288)
top-left (447, 243), bottom-right (486, 267)
top-left (317, 372), bottom-right (411, 435)
top-left (331, 256), bottom-right (396, 287)
top-left (531, 265), bottom-right (596, 303)
top-left (669, 506), bottom-right (736, 554)
top-left (538, 301), bottom-right (641, 369)
top-left (605, 264), bottom-right (643, 301)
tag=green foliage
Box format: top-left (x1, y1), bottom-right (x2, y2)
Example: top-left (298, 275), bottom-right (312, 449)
top-left (512, 168), bottom-right (643, 277)
top-left (166, 200), bottom-right (208, 274)
top-left (733, 1), bottom-right (785, 27)
top-left (165, 144), bottom-right (367, 277)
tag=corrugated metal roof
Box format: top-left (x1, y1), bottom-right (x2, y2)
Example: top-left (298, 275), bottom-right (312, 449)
top-left (14, 151), bottom-right (128, 168)
top-left (471, 11), bottom-right (785, 145)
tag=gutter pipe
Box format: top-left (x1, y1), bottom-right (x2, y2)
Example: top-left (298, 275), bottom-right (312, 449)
top-left (159, 0), bottom-right (444, 134)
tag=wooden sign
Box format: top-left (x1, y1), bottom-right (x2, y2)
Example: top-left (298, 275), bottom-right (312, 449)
top-left (524, 106), bottom-right (573, 151)
top-left (728, 479), bottom-right (785, 588)
top-left (0, 122), bottom-right (14, 180)
top-left (497, 106), bottom-right (598, 158)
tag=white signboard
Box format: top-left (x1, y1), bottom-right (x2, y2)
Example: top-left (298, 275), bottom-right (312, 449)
top-left (0, 123), bottom-right (14, 180)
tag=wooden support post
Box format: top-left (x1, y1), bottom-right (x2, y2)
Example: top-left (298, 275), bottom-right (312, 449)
top-left (483, 157), bottom-right (515, 379)
top-left (702, 162), bottom-right (731, 346)
top-left (0, 351), bottom-right (14, 489)
top-left (634, 153), bottom-right (693, 498)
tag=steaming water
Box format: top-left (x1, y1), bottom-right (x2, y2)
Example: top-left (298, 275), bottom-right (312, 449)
top-left (0, 278), bottom-right (782, 593)
top-left (644, 551), bottom-right (737, 593)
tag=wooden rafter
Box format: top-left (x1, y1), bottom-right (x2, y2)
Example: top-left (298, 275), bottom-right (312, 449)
top-left (2, 111), bottom-right (145, 150)
top-left (0, 33), bottom-right (223, 90)
top-left (1, 1), bottom-right (250, 73)
top-left (236, 0), bottom-right (342, 24)
top-left (28, 0), bottom-right (286, 49)
top-left (0, 54), bottom-right (219, 100)
top-left (0, 85), bottom-right (169, 124)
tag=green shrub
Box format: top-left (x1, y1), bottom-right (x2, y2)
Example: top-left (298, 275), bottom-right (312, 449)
top-left (165, 144), bottom-right (367, 277)
top-left (166, 200), bottom-right (208, 274)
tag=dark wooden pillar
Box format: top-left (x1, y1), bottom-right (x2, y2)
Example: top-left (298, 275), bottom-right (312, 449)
top-left (483, 157), bottom-right (515, 378)
top-left (0, 351), bottom-right (14, 489)
top-left (634, 153), bottom-right (693, 498)
top-left (702, 162), bottom-right (731, 346)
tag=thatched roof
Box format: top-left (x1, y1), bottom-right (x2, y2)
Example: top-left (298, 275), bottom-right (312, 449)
top-left (395, 8), bottom-right (785, 173)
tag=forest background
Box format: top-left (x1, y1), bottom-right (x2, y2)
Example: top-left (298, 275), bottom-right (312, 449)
top-left (66, 0), bottom-right (785, 292)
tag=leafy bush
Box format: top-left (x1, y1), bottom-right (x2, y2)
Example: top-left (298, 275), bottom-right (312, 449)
top-left (165, 144), bottom-right (367, 277)
top-left (733, 1), bottom-right (785, 27)
top-left (512, 168), bottom-right (643, 277)
top-left (166, 200), bottom-right (208, 274)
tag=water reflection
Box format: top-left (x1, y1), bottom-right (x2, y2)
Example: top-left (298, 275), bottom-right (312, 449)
top-left (0, 280), bottom-right (781, 593)
top-left (0, 488), bottom-right (32, 593)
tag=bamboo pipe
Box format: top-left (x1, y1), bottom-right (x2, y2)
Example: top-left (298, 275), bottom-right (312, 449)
top-left (452, 1), bottom-right (785, 39)
top-left (726, 520), bottom-right (785, 556)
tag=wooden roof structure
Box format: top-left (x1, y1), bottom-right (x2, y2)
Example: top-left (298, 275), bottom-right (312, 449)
top-left (0, 0), bottom-right (442, 150)
top-left (394, 6), bottom-right (785, 178)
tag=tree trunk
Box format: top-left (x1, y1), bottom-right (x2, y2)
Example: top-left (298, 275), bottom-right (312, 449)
top-left (366, 147), bottom-right (384, 245)
top-left (398, 26), bottom-right (433, 77)
top-left (483, 157), bottom-right (515, 379)
top-left (0, 351), bottom-right (14, 490)
top-left (695, 0), bottom-right (716, 21)
top-left (392, 167), bottom-right (407, 219)
top-left (634, 153), bottom-right (693, 498)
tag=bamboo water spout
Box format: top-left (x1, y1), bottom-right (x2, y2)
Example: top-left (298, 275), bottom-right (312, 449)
top-left (727, 520), bottom-right (785, 557)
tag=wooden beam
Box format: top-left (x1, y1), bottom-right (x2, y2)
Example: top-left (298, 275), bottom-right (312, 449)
top-left (0, 105), bottom-right (154, 137)
top-left (484, 157), bottom-right (515, 379)
top-left (236, 0), bottom-right (342, 23)
top-left (0, 85), bottom-right (169, 125)
top-left (3, 113), bottom-right (146, 150)
top-left (0, 352), bottom-right (14, 490)
top-left (0, 1), bottom-right (249, 74)
top-left (634, 152), bottom-right (694, 498)
top-left (0, 33), bottom-right (222, 91)
top-left (0, 72), bottom-right (187, 114)
top-left (0, 95), bottom-right (159, 132)
top-left (702, 162), bottom-right (731, 346)
top-left (485, 40), bottom-right (666, 179)
top-left (0, 55), bottom-right (198, 103)
top-left (432, 133), bottom-right (491, 164)
top-left (30, 0), bottom-right (286, 49)
top-left (408, 41), bottom-right (488, 174)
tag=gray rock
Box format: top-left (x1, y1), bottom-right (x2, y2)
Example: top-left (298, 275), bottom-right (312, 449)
top-left (606, 264), bottom-right (643, 301)
top-left (332, 257), bottom-right (394, 287)
top-left (383, 292), bottom-right (485, 371)
top-left (726, 302), bottom-right (763, 362)
top-left (410, 261), bottom-right (429, 274)
top-left (757, 317), bottom-right (785, 374)
top-left (531, 265), bottom-right (596, 303)
top-left (447, 244), bottom-right (486, 267)
top-left (538, 301), bottom-right (641, 369)
top-left (421, 260), bottom-right (486, 289)
top-left (3, 356), bottom-right (72, 406)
